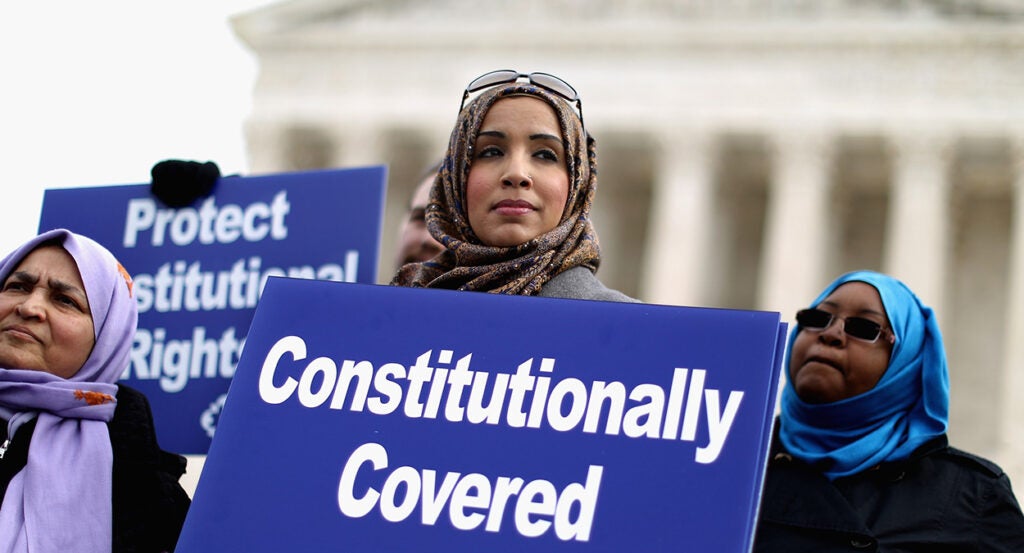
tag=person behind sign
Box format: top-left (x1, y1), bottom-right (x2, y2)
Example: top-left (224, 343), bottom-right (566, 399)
top-left (0, 229), bottom-right (191, 553)
top-left (754, 270), bottom-right (1024, 551)
top-left (393, 161), bottom-right (445, 270)
top-left (392, 70), bottom-right (635, 302)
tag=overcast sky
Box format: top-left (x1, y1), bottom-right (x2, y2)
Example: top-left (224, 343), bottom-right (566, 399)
top-left (1, 1), bottom-right (275, 257)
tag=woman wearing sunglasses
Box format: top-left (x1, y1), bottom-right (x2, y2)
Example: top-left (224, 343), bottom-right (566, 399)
top-left (754, 270), bottom-right (1024, 551)
top-left (392, 70), bottom-right (634, 302)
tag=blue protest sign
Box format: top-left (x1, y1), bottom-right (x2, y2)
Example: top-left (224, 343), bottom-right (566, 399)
top-left (37, 166), bottom-right (386, 453)
top-left (178, 277), bottom-right (786, 552)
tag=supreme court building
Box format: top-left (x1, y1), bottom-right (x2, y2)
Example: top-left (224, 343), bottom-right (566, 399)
top-left (230, 0), bottom-right (1024, 484)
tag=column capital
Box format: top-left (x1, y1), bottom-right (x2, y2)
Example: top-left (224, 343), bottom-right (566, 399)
top-left (770, 128), bottom-right (837, 178)
top-left (886, 129), bottom-right (956, 165)
top-left (338, 124), bottom-right (384, 168)
top-left (651, 127), bottom-right (716, 158)
top-left (771, 127), bottom-right (835, 152)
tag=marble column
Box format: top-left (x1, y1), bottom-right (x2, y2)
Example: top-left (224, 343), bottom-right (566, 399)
top-left (757, 130), bottom-right (834, 321)
top-left (640, 131), bottom-right (715, 307)
top-left (337, 125), bottom-right (383, 169)
top-left (999, 136), bottom-right (1024, 482)
top-left (883, 132), bottom-right (953, 321)
top-left (245, 121), bottom-right (289, 174)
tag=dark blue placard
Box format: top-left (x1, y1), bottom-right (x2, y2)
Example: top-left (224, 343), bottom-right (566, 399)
top-left (178, 278), bottom-right (786, 552)
top-left (37, 166), bottom-right (386, 453)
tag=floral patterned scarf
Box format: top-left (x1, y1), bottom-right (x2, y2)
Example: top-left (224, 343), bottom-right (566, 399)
top-left (392, 83), bottom-right (601, 295)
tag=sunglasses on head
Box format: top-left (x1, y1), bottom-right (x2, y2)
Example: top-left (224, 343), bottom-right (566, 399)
top-left (458, 69), bottom-right (585, 131)
top-left (795, 308), bottom-right (895, 344)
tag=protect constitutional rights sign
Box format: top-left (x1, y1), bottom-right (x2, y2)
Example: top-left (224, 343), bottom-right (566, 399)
top-left (178, 278), bottom-right (786, 552)
top-left (37, 166), bottom-right (386, 453)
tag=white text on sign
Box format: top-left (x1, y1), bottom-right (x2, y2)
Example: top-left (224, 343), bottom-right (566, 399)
top-left (337, 442), bottom-right (602, 541)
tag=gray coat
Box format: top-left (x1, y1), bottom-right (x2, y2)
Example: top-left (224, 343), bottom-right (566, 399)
top-left (538, 266), bottom-right (638, 303)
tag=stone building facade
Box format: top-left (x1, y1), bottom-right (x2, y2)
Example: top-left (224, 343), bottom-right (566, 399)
top-left (231, 0), bottom-right (1024, 485)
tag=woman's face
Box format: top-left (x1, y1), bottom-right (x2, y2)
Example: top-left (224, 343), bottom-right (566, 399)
top-left (0, 245), bottom-right (95, 378)
top-left (788, 281), bottom-right (894, 404)
top-left (466, 96), bottom-right (570, 247)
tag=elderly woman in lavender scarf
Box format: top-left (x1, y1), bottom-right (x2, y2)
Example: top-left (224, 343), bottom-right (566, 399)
top-left (0, 229), bottom-right (190, 553)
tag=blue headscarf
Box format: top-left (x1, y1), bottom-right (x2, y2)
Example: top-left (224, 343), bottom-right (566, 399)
top-left (779, 270), bottom-right (949, 480)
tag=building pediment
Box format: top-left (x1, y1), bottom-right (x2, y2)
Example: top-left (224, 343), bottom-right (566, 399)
top-left (234, 0), bottom-right (1024, 45)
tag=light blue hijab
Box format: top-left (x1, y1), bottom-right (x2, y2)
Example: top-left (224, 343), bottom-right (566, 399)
top-left (779, 270), bottom-right (949, 480)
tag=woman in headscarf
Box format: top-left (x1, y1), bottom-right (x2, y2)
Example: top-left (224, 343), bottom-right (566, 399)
top-left (755, 270), bottom-right (1024, 552)
top-left (0, 229), bottom-right (190, 553)
top-left (392, 70), bottom-right (635, 302)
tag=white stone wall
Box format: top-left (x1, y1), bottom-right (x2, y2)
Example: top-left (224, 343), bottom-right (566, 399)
top-left (230, 0), bottom-right (1024, 488)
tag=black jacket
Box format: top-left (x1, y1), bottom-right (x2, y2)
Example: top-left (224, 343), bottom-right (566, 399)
top-left (755, 426), bottom-right (1024, 552)
top-left (0, 384), bottom-right (191, 553)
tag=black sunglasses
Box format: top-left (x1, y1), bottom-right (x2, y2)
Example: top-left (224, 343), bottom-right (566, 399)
top-left (795, 308), bottom-right (894, 344)
top-left (458, 70), bottom-right (585, 130)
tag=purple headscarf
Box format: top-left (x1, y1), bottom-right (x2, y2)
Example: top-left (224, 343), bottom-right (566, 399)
top-left (0, 229), bottom-right (138, 553)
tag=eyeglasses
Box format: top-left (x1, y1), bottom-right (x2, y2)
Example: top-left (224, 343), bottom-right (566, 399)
top-left (458, 70), bottom-right (585, 130)
top-left (795, 308), bottom-right (895, 344)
